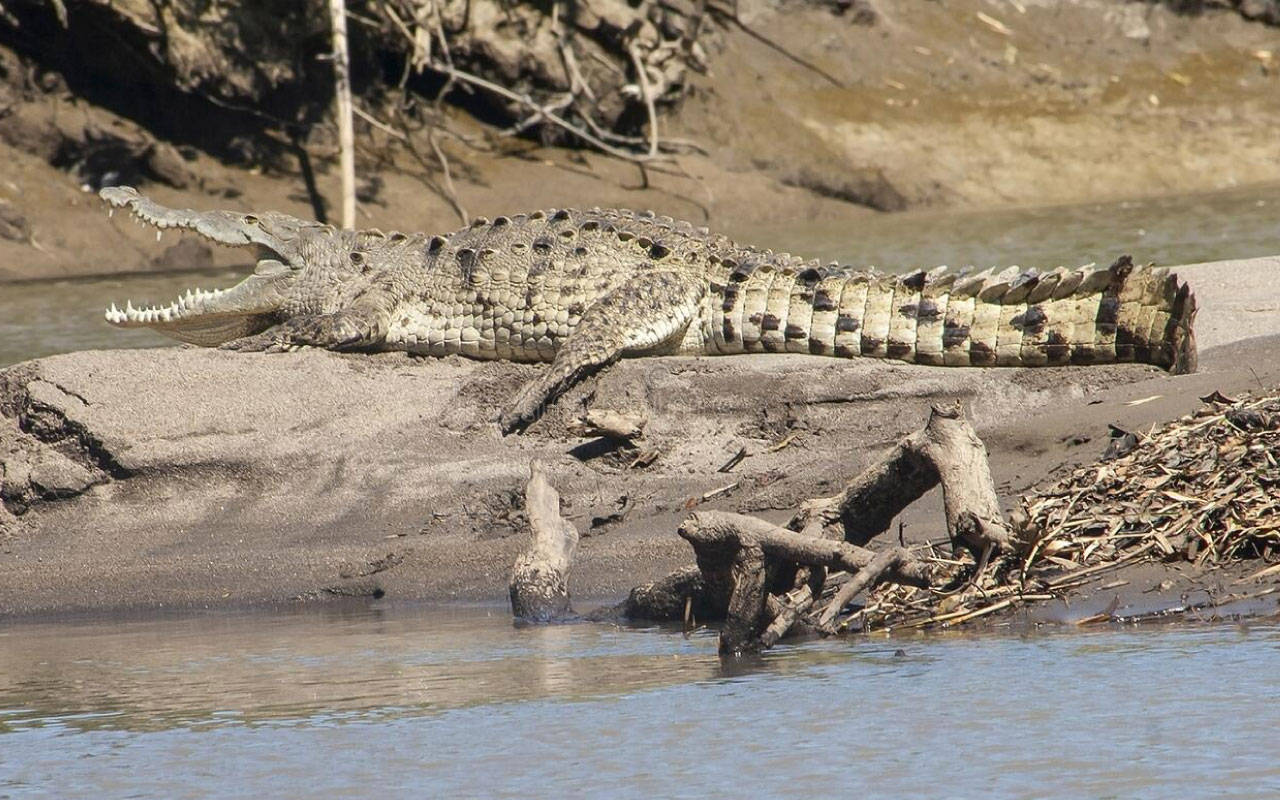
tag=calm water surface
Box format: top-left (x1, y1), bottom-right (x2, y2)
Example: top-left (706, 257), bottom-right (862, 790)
top-left (751, 182), bottom-right (1280, 270)
top-left (1, 606), bottom-right (1278, 798)
top-left (1, 184), bottom-right (1277, 367)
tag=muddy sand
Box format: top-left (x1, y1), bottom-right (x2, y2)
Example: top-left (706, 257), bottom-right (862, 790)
top-left (0, 256), bottom-right (1277, 620)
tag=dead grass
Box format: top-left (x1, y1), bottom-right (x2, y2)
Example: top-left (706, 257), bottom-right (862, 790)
top-left (834, 390), bottom-right (1280, 632)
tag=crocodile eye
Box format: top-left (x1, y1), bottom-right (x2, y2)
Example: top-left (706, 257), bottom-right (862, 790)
top-left (243, 215), bottom-right (259, 225)
top-left (349, 251), bottom-right (364, 265)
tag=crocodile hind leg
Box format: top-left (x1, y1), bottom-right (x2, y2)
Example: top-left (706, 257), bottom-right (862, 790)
top-left (500, 271), bottom-right (704, 434)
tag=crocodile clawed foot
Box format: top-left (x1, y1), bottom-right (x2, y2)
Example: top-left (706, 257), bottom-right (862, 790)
top-left (218, 313), bottom-right (376, 353)
top-left (498, 408), bottom-right (532, 436)
top-left (284, 313), bottom-right (365, 349)
top-left (498, 390), bottom-right (543, 436)
top-left (325, 313), bottom-right (373, 349)
top-left (220, 332), bottom-right (291, 353)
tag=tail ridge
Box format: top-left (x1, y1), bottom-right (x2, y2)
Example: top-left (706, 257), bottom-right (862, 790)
top-left (715, 256), bottom-right (1198, 372)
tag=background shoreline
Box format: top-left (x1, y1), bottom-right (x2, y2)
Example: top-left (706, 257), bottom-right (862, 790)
top-left (2, 0), bottom-right (1278, 281)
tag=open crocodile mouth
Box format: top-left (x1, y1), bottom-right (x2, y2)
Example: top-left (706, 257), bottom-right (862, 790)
top-left (100, 186), bottom-right (300, 346)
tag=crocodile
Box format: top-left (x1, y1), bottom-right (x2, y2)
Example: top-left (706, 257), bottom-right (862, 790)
top-left (100, 186), bottom-right (1197, 433)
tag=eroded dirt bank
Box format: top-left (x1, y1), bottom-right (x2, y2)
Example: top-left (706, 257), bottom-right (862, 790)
top-left (1, 257), bottom-right (1278, 618)
top-left (0, 0), bottom-right (1278, 280)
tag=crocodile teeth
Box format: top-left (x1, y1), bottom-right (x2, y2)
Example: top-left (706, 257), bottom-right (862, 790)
top-left (107, 284), bottom-right (222, 323)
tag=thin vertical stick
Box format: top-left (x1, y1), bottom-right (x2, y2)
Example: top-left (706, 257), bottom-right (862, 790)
top-left (626, 44), bottom-right (659, 160)
top-left (329, 0), bottom-right (356, 230)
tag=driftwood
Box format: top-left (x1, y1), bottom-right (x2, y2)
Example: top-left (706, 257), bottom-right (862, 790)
top-left (606, 565), bottom-right (713, 622)
top-left (652, 404), bottom-right (1010, 653)
top-left (677, 512), bottom-right (932, 590)
top-left (758, 584), bottom-right (815, 650)
top-left (509, 403), bottom-right (1019, 656)
top-left (568, 408), bottom-right (648, 441)
top-left (677, 511), bottom-right (932, 654)
top-left (789, 402), bottom-right (1015, 559)
top-left (814, 546), bottom-right (923, 628)
top-left (508, 461), bottom-right (579, 622)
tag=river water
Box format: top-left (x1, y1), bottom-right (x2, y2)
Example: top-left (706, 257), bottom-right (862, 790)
top-left (3, 186), bottom-right (1280, 797)
top-left (1, 183), bottom-right (1277, 368)
top-left (2, 606), bottom-right (1279, 799)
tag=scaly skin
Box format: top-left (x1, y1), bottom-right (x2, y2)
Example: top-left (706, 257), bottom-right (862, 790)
top-left (100, 187), bottom-right (1198, 433)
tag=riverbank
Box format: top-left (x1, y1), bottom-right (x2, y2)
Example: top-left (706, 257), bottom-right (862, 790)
top-left (1, 0), bottom-right (1278, 281)
top-left (1, 256), bottom-right (1278, 620)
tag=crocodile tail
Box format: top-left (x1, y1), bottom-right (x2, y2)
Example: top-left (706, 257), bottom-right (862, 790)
top-left (714, 256), bottom-right (1197, 372)
top-left (925, 256), bottom-right (1198, 372)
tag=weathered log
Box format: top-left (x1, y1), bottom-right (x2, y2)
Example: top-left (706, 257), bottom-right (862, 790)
top-left (719, 544), bottom-right (770, 655)
top-left (788, 402), bottom-right (1015, 557)
top-left (759, 584), bottom-right (816, 650)
top-left (677, 510), bottom-right (933, 653)
top-left (678, 511), bottom-right (933, 588)
top-left (509, 460), bottom-right (579, 623)
top-left (589, 565), bottom-right (725, 622)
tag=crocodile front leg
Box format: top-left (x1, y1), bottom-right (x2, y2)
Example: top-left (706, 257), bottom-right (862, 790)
top-left (500, 271), bottom-right (705, 434)
top-left (220, 308), bottom-right (388, 353)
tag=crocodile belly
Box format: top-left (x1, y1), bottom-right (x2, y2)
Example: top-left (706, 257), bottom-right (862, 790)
top-left (383, 302), bottom-right (544, 361)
